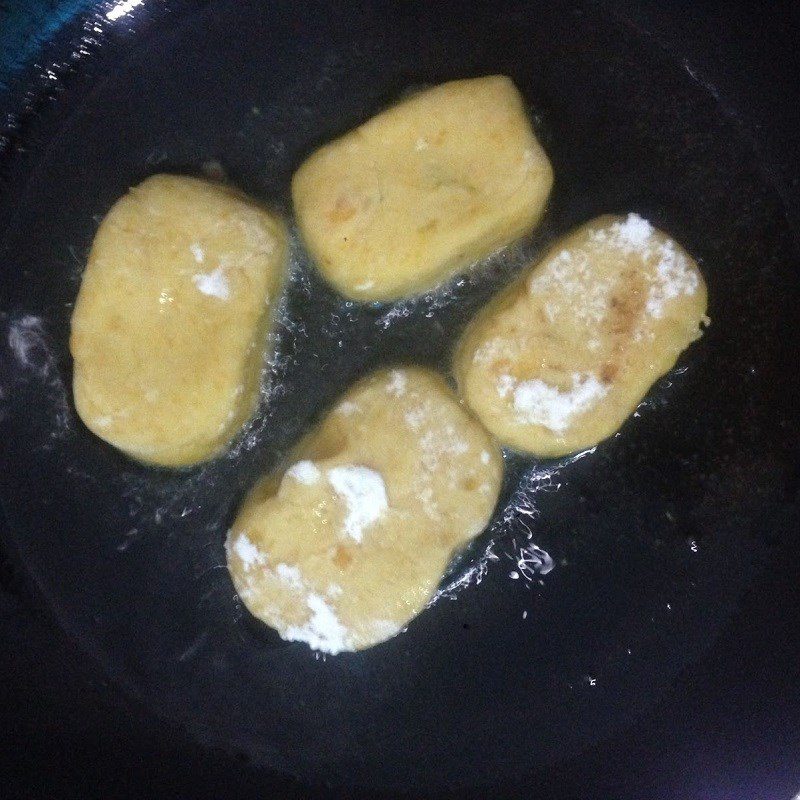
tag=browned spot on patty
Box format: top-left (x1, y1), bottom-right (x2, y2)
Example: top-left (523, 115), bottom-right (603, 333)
top-left (600, 362), bottom-right (619, 384)
top-left (328, 195), bottom-right (357, 224)
top-left (461, 475), bottom-right (480, 491)
top-left (418, 218), bottom-right (438, 234)
top-left (606, 278), bottom-right (646, 337)
top-left (333, 546), bottom-right (353, 569)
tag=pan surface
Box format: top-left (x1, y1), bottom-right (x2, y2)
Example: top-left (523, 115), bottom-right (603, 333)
top-left (1, 0), bottom-right (798, 794)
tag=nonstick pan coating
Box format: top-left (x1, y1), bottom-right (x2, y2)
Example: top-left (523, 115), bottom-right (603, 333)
top-left (0, 0), bottom-right (798, 794)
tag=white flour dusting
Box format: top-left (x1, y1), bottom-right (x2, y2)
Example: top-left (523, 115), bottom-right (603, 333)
top-left (404, 406), bottom-right (426, 430)
top-left (527, 214), bottom-right (699, 328)
top-left (419, 423), bottom-right (470, 472)
top-left (615, 213), bottom-right (654, 249)
top-left (284, 592), bottom-right (351, 655)
top-left (418, 484), bottom-right (440, 519)
top-left (605, 214), bottom-right (699, 318)
top-left (498, 372), bottom-right (608, 434)
top-left (231, 532), bottom-right (265, 570)
top-left (496, 374), bottom-right (516, 399)
top-left (646, 240), bottom-right (700, 318)
top-left (192, 266), bottom-right (230, 300)
top-left (327, 465), bottom-right (388, 543)
top-left (275, 562), bottom-right (303, 589)
top-left (231, 543), bottom-right (355, 654)
top-left (528, 248), bottom-right (611, 325)
top-left (590, 213), bottom-right (655, 252)
top-left (190, 243), bottom-right (205, 263)
top-left (371, 619), bottom-right (400, 638)
top-left (386, 369), bottom-right (408, 397)
top-left (264, 562), bottom-right (352, 653)
top-left (472, 336), bottom-right (512, 365)
top-left (286, 460), bottom-right (322, 485)
top-left (241, 218), bottom-right (276, 256)
top-left (336, 400), bottom-right (358, 415)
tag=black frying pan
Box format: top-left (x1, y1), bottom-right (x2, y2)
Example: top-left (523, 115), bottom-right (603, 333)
top-left (1, 1), bottom-right (799, 797)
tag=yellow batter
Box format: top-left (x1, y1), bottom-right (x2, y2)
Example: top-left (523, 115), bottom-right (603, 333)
top-left (292, 75), bottom-right (553, 301)
top-left (455, 214), bottom-right (708, 457)
top-left (70, 174), bottom-right (287, 467)
top-left (226, 367), bottom-right (503, 653)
